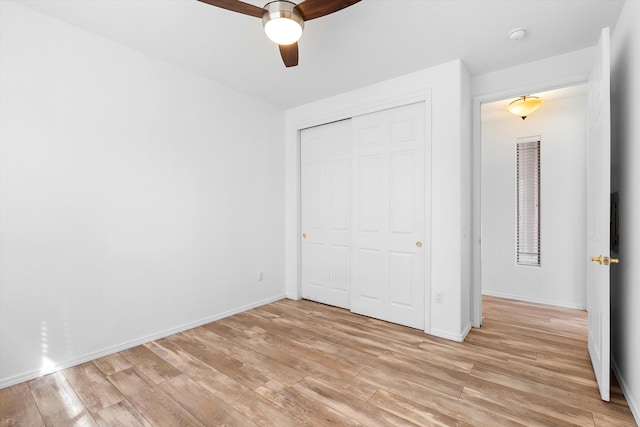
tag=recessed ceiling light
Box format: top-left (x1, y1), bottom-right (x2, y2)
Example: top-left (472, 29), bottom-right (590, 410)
top-left (508, 28), bottom-right (527, 41)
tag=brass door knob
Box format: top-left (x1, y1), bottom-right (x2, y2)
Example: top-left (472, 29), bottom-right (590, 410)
top-left (416, 241), bottom-right (422, 248)
top-left (604, 256), bottom-right (620, 265)
top-left (302, 233), bottom-right (307, 239)
top-left (590, 255), bottom-right (620, 265)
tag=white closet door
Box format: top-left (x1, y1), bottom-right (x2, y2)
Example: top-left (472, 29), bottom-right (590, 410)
top-left (301, 120), bottom-right (352, 309)
top-left (351, 102), bottom-right (426, 329)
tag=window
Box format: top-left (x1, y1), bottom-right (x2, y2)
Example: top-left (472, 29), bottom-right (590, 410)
top-left (516, 137), bottom-right (540, 266)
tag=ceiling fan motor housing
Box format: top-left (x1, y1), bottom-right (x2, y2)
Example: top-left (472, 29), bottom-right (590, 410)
top-left (262, 1), bottom-right (305, 45)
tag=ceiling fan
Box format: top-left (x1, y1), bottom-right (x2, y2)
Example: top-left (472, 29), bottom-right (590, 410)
top-left (197, 0), bottom-right (361, 67)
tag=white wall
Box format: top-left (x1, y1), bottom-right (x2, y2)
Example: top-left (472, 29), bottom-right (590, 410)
top-left (472, 47), bottom-right (595, 98)
top-left (0, 2), bottom-right (286, 387)
top-left (610, 0), bottom-right (640, 422)
top-left (285, 60), bottom-right (472, 342)
top-left (481, 94), bottom-right (587, 308)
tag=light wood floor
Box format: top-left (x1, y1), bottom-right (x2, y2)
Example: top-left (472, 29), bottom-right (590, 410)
top-left (1, 296), bottom-right (636, 426)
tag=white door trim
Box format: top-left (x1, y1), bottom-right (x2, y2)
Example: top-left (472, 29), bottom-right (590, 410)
top-left (471, 76), bottom-right (588, 327)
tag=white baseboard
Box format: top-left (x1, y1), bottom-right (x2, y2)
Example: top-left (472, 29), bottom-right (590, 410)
top-left (460, 321), bottom-right (473, 341)
top-left (612, 357), bottom-right (640, 426)
top-left (481, 290), bottom-right (585, 310)
top-left (0, 294), bottom-right (286, 389)
top-left (430, 321), bottom-right (473, 343)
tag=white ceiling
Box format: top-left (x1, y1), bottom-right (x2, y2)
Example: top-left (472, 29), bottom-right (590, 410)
top-left (16, 0), bottom-right (624, 109)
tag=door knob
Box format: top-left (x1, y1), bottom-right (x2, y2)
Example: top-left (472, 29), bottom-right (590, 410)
top-left (302, 233), bottom-right (307, 239)
top-left (603, 256), bottom-right (620, 265)
top-left (590, 255), bottom-right (620, 265)
top-left (416, 241), bottom-right (422, 248)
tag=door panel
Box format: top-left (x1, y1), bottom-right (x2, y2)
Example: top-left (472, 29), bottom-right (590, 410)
top-left (301, 120), bottom-right (352, 309)
top-left (390, 117), bottom-right (416, 143)
top-left (389, 251), bottom-right (414, 306)
top-left (305, 163), bottom-right (323, 228)
top-left (351, 102), bottom-right (426, 329)
top-left (358, 155), bottom-right (381, 232)
top-left (304, 243), bottom-right (324, 287)
top-left (330, 161), bottom-right (349, 230)
top-left (357, 249), bottom-right (382, 300)
top-left (586, 27), bottom-right (611, 402)
top-left (390, 150), bottom-right (416, 233)
top-left (329, 245), bottom-right (349, 291)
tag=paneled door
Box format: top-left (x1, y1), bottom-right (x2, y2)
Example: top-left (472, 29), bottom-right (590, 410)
top-left (586, 27), bottom-right (612, 402)
top-left (351, 102), bottom-right (426, 329)
top-left (300, 120), bottom-right (352, 309)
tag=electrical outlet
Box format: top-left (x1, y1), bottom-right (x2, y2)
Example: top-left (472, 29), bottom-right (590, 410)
top-left (258, 272), bottom-right (264, 282)
top-left (435, 291), bottom-right (444, 304)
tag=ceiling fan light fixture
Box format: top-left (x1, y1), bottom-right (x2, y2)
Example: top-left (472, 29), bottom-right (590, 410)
top-left (262, 1), bottom-right (304, 45)
top-left (197, 0), bottom-right (361, 67)
top-left (505, 95), bottom-right (543, 120)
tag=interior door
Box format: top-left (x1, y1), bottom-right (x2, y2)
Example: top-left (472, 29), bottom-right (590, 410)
top-left (350, 102), bottom-right (426, 329)
top-left (586, 27), bottom-right (612, 402)
top-left (301, 120), bottom-right (352, 309)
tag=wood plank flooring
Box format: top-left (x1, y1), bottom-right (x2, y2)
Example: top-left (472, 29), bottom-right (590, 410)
top-left (1, 296), bottom-right (636, 426)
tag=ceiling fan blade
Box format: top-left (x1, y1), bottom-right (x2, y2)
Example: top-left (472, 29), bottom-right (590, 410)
top-left (279, 43), bottom-right (299, 67)
top-left (294, 0), bottom-right (360, 21)
top-left (197, 0), bottom-right (264, 18)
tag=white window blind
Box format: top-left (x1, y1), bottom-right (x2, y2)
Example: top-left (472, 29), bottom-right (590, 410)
top-left (516, 138), bottom-right (540, 266)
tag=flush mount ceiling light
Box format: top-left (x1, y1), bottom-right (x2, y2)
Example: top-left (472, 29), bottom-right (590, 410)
top-left (505, 95), bottom-right (543, 120)
top-left (263, 1), bottom-right (304, 45)
top-left (197, 0), bottom-right (361, 67)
